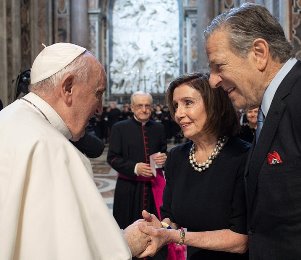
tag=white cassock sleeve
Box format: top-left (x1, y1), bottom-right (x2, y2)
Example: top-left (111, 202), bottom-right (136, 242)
top-left (0, 136), bottom-right (131, 260)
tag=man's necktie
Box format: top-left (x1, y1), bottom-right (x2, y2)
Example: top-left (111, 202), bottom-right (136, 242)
top-left (256, 107), bottom-right (265, 143)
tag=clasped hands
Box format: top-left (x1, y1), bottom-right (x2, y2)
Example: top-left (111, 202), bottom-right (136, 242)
top-left (125, 209), bottom-right (173, 258)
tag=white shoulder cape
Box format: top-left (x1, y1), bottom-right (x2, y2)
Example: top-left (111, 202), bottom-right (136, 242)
top-left (0, 99), bottom-right (131, 260)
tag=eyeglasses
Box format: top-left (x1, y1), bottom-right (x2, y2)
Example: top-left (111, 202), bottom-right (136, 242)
top-left (134, 104), bottom-right (152, 110)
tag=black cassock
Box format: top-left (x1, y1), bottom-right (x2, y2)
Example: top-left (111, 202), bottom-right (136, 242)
top-left (107, 117), bottom-right (167, 229)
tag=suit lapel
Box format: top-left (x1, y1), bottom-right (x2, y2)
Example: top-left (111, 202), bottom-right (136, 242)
top-left (246, 60), bottom-right (301, 213)
top-left (244, 139), bottom-right (255, 216)
top-left (246, 101), bottom-right (286, 211)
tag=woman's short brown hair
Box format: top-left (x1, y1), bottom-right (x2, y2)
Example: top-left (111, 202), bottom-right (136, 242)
top-left (166, 72), bottom-right (240, 137)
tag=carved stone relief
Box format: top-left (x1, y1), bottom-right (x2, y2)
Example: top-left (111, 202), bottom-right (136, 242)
top-left (21, 0), bottom-right (31, 67)
top-left (88, 0), bottom-right (101, 59)
top-left (292, 0), bottom-right (301, 59)
top-left (109, 0), bottom-right (180, 95)
top-left (54, 0), bottom-right (70, 42)
top-left (183, 10), bottom-right (198, 72)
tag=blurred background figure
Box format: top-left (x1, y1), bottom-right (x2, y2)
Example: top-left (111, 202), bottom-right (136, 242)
top-left (152, 104), bottom-right (163, 123)
top-left (161, 105), bottom-right (173, 143)
top-left (239, 107), bottom-right (259, 143)
top-left (15, 69), bottom-right (31, 99)
top-left (120, 103), bottom-right (133, 121)
top-left (107, 101), bottom-right (121, 135)
top-left (95, 105), bottom-right (109, 144)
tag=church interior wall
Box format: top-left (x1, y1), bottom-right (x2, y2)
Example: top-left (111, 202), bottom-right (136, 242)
top-left (0, 0), bottom-right (300, 106)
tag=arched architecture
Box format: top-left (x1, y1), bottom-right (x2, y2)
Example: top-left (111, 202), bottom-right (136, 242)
top-left (1, 0), bottom-right (300, 106)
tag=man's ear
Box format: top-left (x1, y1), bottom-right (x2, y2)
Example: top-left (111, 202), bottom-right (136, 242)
top-left (60, 74), bottom-right (74, 105)
top-left (251, 38), bottom-right (269, 71)
top-left (130, 104), bottom-right (135, 112)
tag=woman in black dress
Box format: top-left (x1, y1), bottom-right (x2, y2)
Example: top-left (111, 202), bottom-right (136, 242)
top-left (139, 73), bottom-right (249, 260)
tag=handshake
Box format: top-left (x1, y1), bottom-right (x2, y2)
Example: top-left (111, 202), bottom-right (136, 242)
top-left (123, 210), bottom-right (184, 258)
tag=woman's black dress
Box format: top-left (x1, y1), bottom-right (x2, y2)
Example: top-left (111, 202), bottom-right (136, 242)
top-left (161, 137), bottom-right (250, 260)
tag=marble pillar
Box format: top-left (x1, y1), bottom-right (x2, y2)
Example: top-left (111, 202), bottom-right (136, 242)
top-left (10, 0), bottom-right (21, 101)
top-left (292, 0), bottom-right (301, 59)
top-left (30, 0), bottom-right (53, 62)
top-left (0, 0), bottom-right (8, 106)
top-left (71, 0), bottom-right (89, 48)
top-left (197, 0), bottom-right (216, 72)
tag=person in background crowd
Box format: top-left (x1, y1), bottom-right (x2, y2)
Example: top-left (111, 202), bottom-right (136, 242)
top-left (139, 73), bottom-right (249, 260)
top-left (171, 119), bottom-right (183, 144)
top-left (205, 3), bottom-right (301, 259)
top-left (107, 101), bottom-right (121, 134)
top-left (161, 105), bottom-right (173, 143)
top-left (237, 109), bottom-right (247, 126)
top-left (107, 91), bottom-right (168, 260)
top-left (14, 69), bottom-right (31, 100)
top-left (152, 104), bottom-right (163, 123)
top-left (120, 103), bottom-right (133, 121)
top-left (238, 107), bottom-right (259, 143)
top-left (95, 105), bottom-right (109, 144)
top-left (0, 43), bottom-right (150, 259)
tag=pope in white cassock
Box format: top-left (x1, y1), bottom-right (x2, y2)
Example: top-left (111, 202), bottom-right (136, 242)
top-left (0, 43), bottom-right (150, 260)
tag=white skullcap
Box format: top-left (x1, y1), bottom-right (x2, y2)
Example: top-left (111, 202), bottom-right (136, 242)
top-left (30, 43), bottom-right (86, 84)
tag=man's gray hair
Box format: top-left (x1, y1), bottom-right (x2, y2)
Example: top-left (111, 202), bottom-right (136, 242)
top-left (130, 91), bottom-right (153, 105)
top-left (204, 3), bottom-right (294, 63)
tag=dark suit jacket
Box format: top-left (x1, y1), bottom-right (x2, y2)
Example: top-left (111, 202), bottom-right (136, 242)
top-left (245, 60), bottom-right (301, 259)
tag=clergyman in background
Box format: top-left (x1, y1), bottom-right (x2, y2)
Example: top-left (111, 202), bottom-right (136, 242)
top-left (107, 91), bottom-right (167, 260)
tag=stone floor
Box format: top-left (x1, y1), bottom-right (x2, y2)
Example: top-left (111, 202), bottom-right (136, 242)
top-left (90, 145), bottom-right (117, 213)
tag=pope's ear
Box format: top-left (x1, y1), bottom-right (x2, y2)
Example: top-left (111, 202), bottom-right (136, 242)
top-left (252, 38), bottom-right (269, 71)
top-left (60, 74), bottom-right (74, 105)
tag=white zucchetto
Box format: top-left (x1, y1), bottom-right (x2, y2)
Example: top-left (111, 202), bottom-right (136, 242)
top-left (31, 43), bottom-right (86, 84)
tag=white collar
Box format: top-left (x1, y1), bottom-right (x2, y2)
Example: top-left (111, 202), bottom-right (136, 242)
top-left (21, 92), bottom-right (72, 139)
top-left (133, 115), bottom-right (149, 126)
top-left (261, 58), bottom-right (297, 117)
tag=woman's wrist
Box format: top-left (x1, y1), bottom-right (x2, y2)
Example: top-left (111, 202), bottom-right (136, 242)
top-left (177, 227), bottom-right (185, 245)
top-left (161, 221), bottom-right (185, 245)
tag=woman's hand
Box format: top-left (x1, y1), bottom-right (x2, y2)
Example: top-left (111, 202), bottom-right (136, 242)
top-left (141, 210), bottom-right (162, 228)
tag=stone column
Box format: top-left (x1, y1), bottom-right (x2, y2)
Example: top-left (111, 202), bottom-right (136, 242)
top-left (10, 0), bottom-right (21, 101)
top-left (197, 0), bottom-right (216, 72)
top-left (0, 0), bottom-right (8, 106)
top-left (71, 0), bottom-right (89, 48)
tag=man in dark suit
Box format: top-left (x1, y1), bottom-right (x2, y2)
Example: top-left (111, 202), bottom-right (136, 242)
top-left (205, 3), bottom-right (301, 259)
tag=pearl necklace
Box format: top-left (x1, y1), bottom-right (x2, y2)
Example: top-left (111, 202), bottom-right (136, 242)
top-left (189, 136), bottom-right (228, 173)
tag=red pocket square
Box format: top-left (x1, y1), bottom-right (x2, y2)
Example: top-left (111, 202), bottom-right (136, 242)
top-left (267, 151), bottom-right (283, 165)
